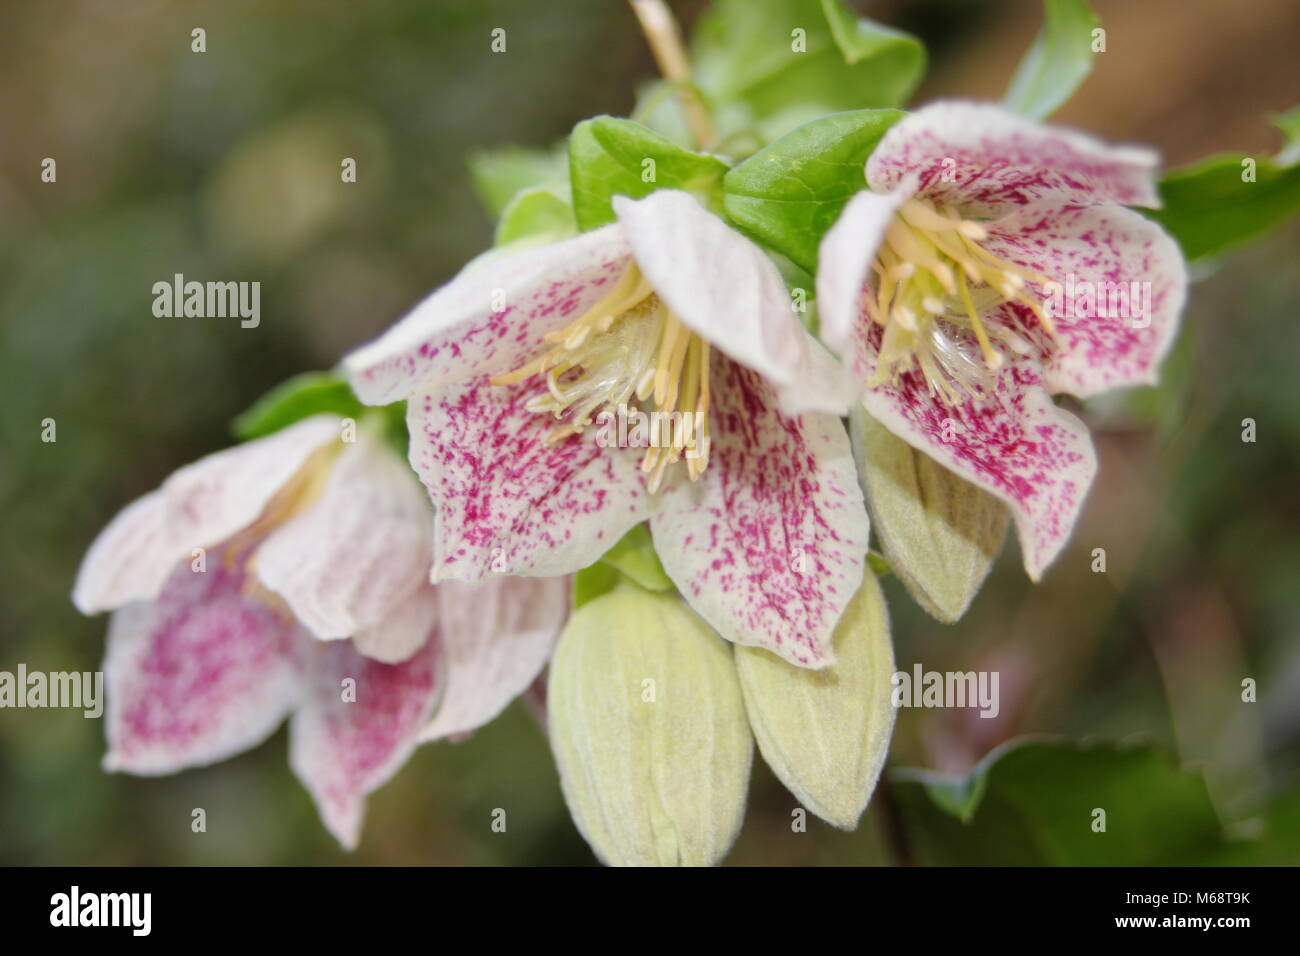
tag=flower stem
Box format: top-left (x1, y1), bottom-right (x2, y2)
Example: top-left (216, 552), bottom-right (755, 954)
top-left (628, 0), bottom-right (715, 150)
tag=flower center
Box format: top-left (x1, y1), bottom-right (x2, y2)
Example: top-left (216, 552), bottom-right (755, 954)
top-left (867, 197), bottom-right (1057, 404)
top-left (491, 263), bottom-right (712, 493)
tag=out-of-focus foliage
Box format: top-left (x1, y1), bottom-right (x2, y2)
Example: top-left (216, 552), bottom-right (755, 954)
top-left (1003, 0), bottom-right (1099, 120)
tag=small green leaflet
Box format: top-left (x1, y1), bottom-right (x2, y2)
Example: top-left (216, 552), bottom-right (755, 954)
top-left (232, 371), bottom-right (364, 440)
top-left (891, 737), bottom-right (1236, 865)
top-left (467, 144), bottom-right (568, 218)
top-left (569, 116), bottom-right (730, 231)
top-left (1004, 0), bottom-right (1100, 121)
top-left (1145, 153), bottom-right (1300, 263)
top-left (494, 186), bottom-right (577, 247)
top-left (723, 109), bottom-right (904, 272)
top-left (688, 0), bottom-right (924, 147)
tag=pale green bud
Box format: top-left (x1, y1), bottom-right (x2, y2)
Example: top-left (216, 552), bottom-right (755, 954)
top-left (850, 407), bottom-right (1008, 622)
top-left (548, 583), bottom-right (753, 866)
top-left (735, 573), bottom-right (895, 829)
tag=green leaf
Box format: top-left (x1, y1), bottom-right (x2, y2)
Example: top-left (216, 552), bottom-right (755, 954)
top-left (568, 116), bottom-right (729, 231)
top-left (572, 562), bottom-right (621, 609)
top-left (467, 144), bottom-right (568, 218)
top-left (232, 371), bottom-right (364, 440)
top-left (1144, 153), bottom-right (1300, 262)
top-left (494, 186), bottom-right (577, 247)
top-left (598, 524), bottom-right (673, 592)
top-left (891, 738), bottom-right (1231, 865)
top-left (1004, 0), bottom-right (1100, 121)
top-left (1272, 105), bottom-right (1300, 166)
top-left (722, 109), bottom-right (904, 272)
top-left (690, 0), bottom-right (924, 145)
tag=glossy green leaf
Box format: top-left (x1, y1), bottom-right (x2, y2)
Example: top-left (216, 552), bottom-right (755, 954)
top-left (494, 186), bottom-right (577, 247)
top-left (1004, 0), bottom-right (1100, 120)
top-left (892, 738), bottom-right (1231, 865)
top-left (1145, 153), bottom-right (1300, 262)
top-left (467, 144), bottom-right (568, 218)
top-left (722, 108), bottom-right (903, 272)
top-left (568, 116), bottom-right (729, 230)
top-left (689, 0), bottom-right (924, 146)
top-left (232, 371), bottom-right (364, 440)
top-left (598, 523), bottom-right (672, 592)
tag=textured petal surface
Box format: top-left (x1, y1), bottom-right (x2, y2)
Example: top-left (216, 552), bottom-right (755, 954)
top-left (982, 202), bottom-right (1187, 397)
top-left (651, 355), bottom-right (870, 668)
top-left (408, 375), bottom-right (653, 582)
top-left (256, 435), bottom-right (433, 640)
top-left (614, 190), bottom-right (849, 411)
top-left (289, 633), bottom-right (442, 850)
top-left (352, 585), bottom-right (441, 665)
top-left (861, 338), bottom-right (1096, 580)
top-left (344, 226), bottom-right (630, 405)
top-left (420, 576), bottom-right (569, 741)
top-left (867, 101), bottom-right (1160, 217)
top-left (815, 185), bottom-right (912, 376)
top-left (74, 416), bottom-right (339, 614)
top-left (72, 491), bottom-right (174, 615)
top-left (102, 555), bottom-right (300, 775)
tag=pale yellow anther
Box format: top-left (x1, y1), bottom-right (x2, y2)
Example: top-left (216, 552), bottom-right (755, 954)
top-left (864, 197), bottom-right (1059, 404)
top-left (492, 263), bottom-right (712, 491)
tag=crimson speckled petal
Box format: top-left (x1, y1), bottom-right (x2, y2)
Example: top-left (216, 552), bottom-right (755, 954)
top-left (982, 202), bottom-right (1187, 397)
top-left (867, 101), bottom-right (1161, 216)
top-left (344, 225), bottom-right (631, 406)
top-left (651, 355), bottom-right (870, 668)
top-left (102, 554), bottom-right (301, 775)
top-left (289, 632), bottom-right (442, 851)
top-left (408, 375), bottom-right (654, 582)
top-left (861, 335), bottom-right (1097, 581)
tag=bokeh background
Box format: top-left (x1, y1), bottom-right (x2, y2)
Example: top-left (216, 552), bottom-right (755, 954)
top-left (2, 0), bottom-right (1297, 865)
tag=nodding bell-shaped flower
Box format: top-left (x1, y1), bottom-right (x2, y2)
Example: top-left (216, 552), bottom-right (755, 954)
top-left (818, 102), bottom-right (1187, 578)
top-left (73, 415), bottom-right (568, 849)
top-left (345, 189), bottom-right (870, 668)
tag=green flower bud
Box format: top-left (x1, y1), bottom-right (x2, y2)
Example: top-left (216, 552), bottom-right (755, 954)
top-left (736, 573), bottom-right (895, 829)
top-left (548, 583), bottom-right (753, 866)
top-left (850, 407), bottom-right (1008, 622)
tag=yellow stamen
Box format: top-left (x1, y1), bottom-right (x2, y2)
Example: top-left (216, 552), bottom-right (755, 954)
top-left (863, 198), bottom-right (1060, 404)
top-left (492, 263), bottom-right (713, 491)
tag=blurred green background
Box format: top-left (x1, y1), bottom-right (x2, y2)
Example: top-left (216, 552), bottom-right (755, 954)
top-left (1, 0), bottom-right (1298, 865)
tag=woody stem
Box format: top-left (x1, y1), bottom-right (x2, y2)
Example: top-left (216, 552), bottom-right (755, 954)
top-left (628, 0), bottom-right (715, 150)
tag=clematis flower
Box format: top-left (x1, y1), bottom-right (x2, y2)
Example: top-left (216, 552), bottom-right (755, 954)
top-left (817, 102), bottom-right (1187, 578)
top-left (72, 415), bottom-right (568, 848)
top-left (344, 189), bottom-right (869, 668)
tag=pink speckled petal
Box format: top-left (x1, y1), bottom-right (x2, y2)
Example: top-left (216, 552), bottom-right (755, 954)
top-left (102, 554), bottom-right (301, 775)
top-left (72, 490), bottom-right (173, 615)
top-left (613, 190), bottom-right (852, 413)
top-left (73, 416), bottom-right (340, 615)
top-left (256, 435), bottom-right (432, 640)
top-left (289, 632), bottom-right (442, 850)
top-left (981, 202), bottom-right (1187, 397)
top-left (651, 355), bottom-right (870, 668)
top-left (344, 226), bottom-right (631, 406)
top-left (352, 585), bottom-right (441, 665)
top-left (409, 375), bottom-right (654, 582)
top-left (420, 575), bottom-right (569, 741)
top-left (815, 185), bottom-right (913, 380)
top-left (861, 333), bottom-right (1097, 580)
top-left (868, 101), bottom-right (1160, 217)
